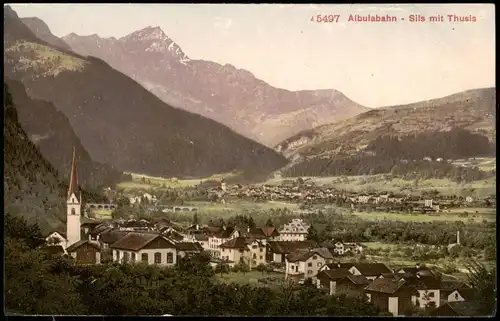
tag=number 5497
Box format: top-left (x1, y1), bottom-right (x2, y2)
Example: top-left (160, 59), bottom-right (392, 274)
top-left (312, 14), bottom-right (340, 23)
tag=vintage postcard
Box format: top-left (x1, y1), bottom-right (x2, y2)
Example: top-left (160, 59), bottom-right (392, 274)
top-left (4, 3), bottom-right (495, 317)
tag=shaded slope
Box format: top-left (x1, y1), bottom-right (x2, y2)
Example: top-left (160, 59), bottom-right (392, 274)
top-left (5, 6), bottom-right (287, 178)
top-left (3, 82), bottom-right (106, 233)
top-left (5, 77), bottom-right (124, 190)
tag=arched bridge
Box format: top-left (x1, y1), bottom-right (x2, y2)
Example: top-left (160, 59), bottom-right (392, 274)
top-left (157, 206), bottom-right (199, 212)
top-left (85, 203), bottom-right (118, 210)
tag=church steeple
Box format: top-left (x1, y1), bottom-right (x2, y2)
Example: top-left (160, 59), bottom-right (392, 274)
top-left (68, 147), bottom-right (79, 201)
top-left (66, 147), bottom-right (82, 248)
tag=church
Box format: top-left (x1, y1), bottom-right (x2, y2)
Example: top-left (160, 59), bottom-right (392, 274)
top-left (45, 148), bottom-right (101, 263)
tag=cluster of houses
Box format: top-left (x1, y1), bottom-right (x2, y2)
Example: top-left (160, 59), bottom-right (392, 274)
top-left (43, 151), bottom-right (480, 316)
top-left (205, 181), bottom-right (495, 214)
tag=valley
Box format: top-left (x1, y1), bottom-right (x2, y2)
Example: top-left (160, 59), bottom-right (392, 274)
top-left (3, 4), bottom-right (495, 318)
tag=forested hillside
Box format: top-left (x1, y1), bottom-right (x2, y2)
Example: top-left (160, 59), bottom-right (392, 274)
top-left (4, 82), bottom-right (106, 233)
top-left (5, 77), bottom-right (124, 190)
top-left (4, 6), bottom-right (287, 178)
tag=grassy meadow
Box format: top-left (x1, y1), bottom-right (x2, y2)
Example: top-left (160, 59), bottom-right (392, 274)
top-left (352, 208), bottom-right (496, 223)
top-left (117, 171), bottom-right (241, 191)
top-left (264, 173), bottom-right (496, 198)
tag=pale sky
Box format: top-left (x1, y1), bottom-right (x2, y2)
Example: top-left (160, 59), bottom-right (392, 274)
top-left (8, 3), bottom-right (496, 107)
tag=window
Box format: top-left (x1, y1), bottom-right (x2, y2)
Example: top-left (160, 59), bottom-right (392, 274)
top-left (252, 245), bottom-right (258, 249)
top-left (154, 252), bottom-right (162, 264)
top-left (260, 248), bottom-right (263, 252)
top-left (253, 253), bottom-right (257, 259)
top-left (114, 250), bottom-right (119, 260)
top-left (454, 293), bottom-right (459, 300)
top-left (313, 255), bottom-right (318, 260)
top-left (428, 292), bottom-right (435, 298)
top-left (307, 270), bottom-right (313, 275)
top-left (71, 208), bottom-right (76, 215)
top-left (141, 253), bottom-right (148, 262)
top-left (317, 262), bottom-right (322, 267)
top-left (260, 256), bottom-right (263, 260)
top-left (131, 253), bottom-right (136, 262)
top-left (123, 252), bottom-right (129, 263)
top-left (167, 252), bottom-right (173, 264)
top-left (308, 262), bottom-right (312, 267)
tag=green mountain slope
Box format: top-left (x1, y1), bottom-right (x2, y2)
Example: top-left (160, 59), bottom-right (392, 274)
top-left (4, 82), bottom-right (106, 233)
top-left (4, 6), bottom-right (287, 178)
top-left (5, 77), bottom-right (124, 190)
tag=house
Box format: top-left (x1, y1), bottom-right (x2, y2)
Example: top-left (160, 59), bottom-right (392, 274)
top-left (245, 226), bottom-right (280, 242)
top-left (110, 232), bottom-right (177, 266)
top-left (219, 237), bottom-right (266, 268)
top-left (365, 278), bottom-right (417, 316)
top-left (404, 275), bottom-right (442, 309)
top-left (316, 265), bottom-right (370, 296)
top-left (447, 288), bottom-right (476, 303)
top-left (329, 275), bottom-right (370, 297)
top-left (347, 263), bottom-right (393, 280)
top-left (465, 196), bottom-right (474, 203)
top-left (81, 220), bottom-right (103, 238)
top-left (66, 240), bottom-right (102, 264)
top-left (87, 223), bottom-right (112, 244)
top-left (278, 218), bottom-right (310, 242)
top-left (430, 301), bottom-right (481, 316)
top-left (45, 231), bottom-right (68, 249)
top-left (440, 278), bottom-right (471, 299)
top-left (266, 240), bottom-right (319, 263)
top-left (194, 234), bottom-right (210, 251)
top-left (207, 226), bottom-right (239, 258)
top-left (99, 229), bottom-right (129, 249)
top-left (343, 243), bottom-right (366, 254)
top-left (175, 242), bottom-right (204, 258)
top-left (285, 247), bottom-right (334, 280)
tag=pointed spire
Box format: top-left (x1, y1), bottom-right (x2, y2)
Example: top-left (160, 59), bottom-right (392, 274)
top-left (68, 147), bottom-right (79, 199)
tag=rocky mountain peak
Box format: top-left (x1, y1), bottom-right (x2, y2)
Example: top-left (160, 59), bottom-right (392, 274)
top-left (121, 26), bottom-right (168, 42)
top-left (119, 26), bottom-right (190, 62)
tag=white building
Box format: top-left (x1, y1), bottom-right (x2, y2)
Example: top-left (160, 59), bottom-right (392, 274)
top-left (207, 226), bottom-right (239, 258)
top-left (66, 148), bottom-right (82, 249)
top-left (110, 232), bottom-right (177, 266)
top-left (278, 218), bottom-right (310, 242)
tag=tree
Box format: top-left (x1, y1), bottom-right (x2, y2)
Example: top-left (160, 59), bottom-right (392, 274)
top-left (256, 263), bottom-right (267, 276)
top-left (215, 262), bottom-right (230, 277)
top-left (324, 221), bottom-right (334, 236)
top-left (464, 260), bottom-right (496, 316)
top-left (306, 225), bottom-right (320, 242)
top-left (192, 213), bottom-right (199, 225)
top-left (265, 218), bottom-right (274, 227)
top-left (248, 216), bottom-right (256, 229)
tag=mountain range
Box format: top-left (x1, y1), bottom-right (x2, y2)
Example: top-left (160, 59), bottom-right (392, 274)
top-left (56, 25), bottom-right (368, 147)
top-left (4, 6), bottom-right (287, 179)
top-left (276, 87), bottom-right (496, 174)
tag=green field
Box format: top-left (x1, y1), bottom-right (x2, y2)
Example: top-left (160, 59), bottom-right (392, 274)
top-left (451, 157), bottom-right (496, 172)
top-left (264, 174), bottom-right (496, 198)
top-left (352, 210), bottom-right (496, 223)
top-left (91, 209), bottom-right (113, 220)
top-left (117, 171), bottom-right (241, 191)
top-left (216, 271), bottom-right (285, 286)
top-left (164, 200), bottom-right (299, 225)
